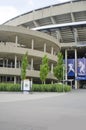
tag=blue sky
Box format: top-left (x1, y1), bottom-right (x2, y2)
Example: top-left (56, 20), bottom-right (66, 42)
top-left (0, 0), bottom-right (70, 24)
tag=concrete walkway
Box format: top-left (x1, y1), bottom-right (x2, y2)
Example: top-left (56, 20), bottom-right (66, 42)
top-left (0, 92), bottom-right (64, 102)
top-left (0, 90), bottom-right (86, 130)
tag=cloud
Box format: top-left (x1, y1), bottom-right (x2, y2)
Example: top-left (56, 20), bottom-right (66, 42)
top-left (26, 0), bottom-right (34, 9)
top-left (58, 0), bottom-right (70, 2)
top-left (0, 0), bottom-right (71, 24)
top-left (0, 6), bottom-right (20, 24)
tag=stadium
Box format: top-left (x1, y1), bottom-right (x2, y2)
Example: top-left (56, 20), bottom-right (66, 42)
top-left (0, 0), bottom-right (86, 88)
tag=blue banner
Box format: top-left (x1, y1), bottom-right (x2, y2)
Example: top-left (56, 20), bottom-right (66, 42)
top-left (77, 58), bottom-right (86, 76)
top-left (76, 76), bottom-right (86, 80)
top-left (67, 58), bottom-right (86, 80)
top-left (67, 59), bottom-right (75, 76)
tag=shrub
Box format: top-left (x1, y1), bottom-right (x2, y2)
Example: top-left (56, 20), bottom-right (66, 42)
top-left (32, 84), bottom-right (71, 92)
top-left (0, 83), bottom-right (21, 92)
top-left (64, 85), bottom-right (71, 92)
top-left (56, 84), bottom-right (63, 92)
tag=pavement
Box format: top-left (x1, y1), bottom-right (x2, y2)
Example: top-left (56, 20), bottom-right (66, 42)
top-left (0, 92), bottom-right (64, 102)
top-left (0, 90), bottom-right (86, 130)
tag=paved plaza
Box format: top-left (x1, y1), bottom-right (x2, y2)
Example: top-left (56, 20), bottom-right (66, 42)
top-left (0, 90), bottom-right (86, 130)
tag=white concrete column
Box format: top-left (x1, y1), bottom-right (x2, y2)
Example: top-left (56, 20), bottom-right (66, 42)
top-left (44, 43), bottom-right (46, 53)
top-left (3, 59), bottom-right (5, 67)
top-left (15, 55), bottom-right (17, 68)
top-left (51, 80), bottom-right (53, 84)
top-left (31, 58), bottom-right (33, 70)
top-left (54, 51), bottom-right (57, 56)
top-left (75, 49), bottom-right (78, 89)
top-left (51, 47), bottom-right (54, 55)
top-left (15, 36), bottom-right (18, 47)
top-left (19, 61), bottom-right (21, 68)
top-left (31, 39), bottom-right (34, 50)
top-left (56, 30), bottom-right (62, 43)
top-left (51, 63), bottom-right (53, 73)
top-left (6, 59), bottom-right (8, 67)
top-left (14, 76), bottom-right (16, 84)
top-left (65, 49), bottom-right (68, 81)
top-left (74, 28), bottom-right (78, 44)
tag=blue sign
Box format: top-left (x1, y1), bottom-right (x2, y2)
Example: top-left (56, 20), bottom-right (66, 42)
top-left (77, 58), bottom-right (86, 76)
top-left (67, 59), bottom-right (75, 76)
top-left (66, 58), bottom-right (86, 80)
top-left (76, 76), bottom-right (86, 80)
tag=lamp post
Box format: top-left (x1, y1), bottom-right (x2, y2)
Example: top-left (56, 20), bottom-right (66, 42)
top-left (63, 64), bottom-right (65, 92)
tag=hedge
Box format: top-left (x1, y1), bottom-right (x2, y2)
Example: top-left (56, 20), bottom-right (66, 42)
top-left (0, 83), bottom-right (21, 92)
top-left (32, 84), bottom-right (71, 92)
top-left (0, 83), bottom-right (71, 92)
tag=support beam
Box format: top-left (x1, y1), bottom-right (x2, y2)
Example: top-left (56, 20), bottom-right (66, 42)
top-left (44, 43), bottom-right (46, 53)
top-left (70, 0), bottom-right (75, 22)
top-left (15, 36), bottom-right (18, 47)
top-left (15, 55), bottom-right (17, 68)
top-left (65, 49), bottom-right (68, 81)
top-left (70, 0), bottom-right (79, 42)
top-left (56, 29), bottom-right (63, 43)
top-left (74, 28), bottom-right (79, 43)
top-left (50, 16), bottom-right (56, 24)
top-left (51, 46), bottom-right (54, 55)
top-left (31, 39), bottom-right (34, 50)
top-left (19, 61), bottom-right (21, 68)
top-left (3, 59), bottom-right (5, 67)
top-left (75, 49), bottom-right (77, 89)
top-left (14, 76), bottom-right (16, 84)
top-left (51, 63), bottom-right (53, 73)
top-left (6, 59), bottom-right (8, 67)
top-left (33, 20), bottom-right (39, 27)
top-left (31, 58), bottom-right (33, 70)
top-left (71, 12), bottom-right (75, 22)
top-left (51, 80), bottom-right (53, 84)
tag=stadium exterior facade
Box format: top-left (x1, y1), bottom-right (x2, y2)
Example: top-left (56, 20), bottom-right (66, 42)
top-left (0, 26), bottom-right (59, 84)
top-left (1, 0), bottom-right (86, 88)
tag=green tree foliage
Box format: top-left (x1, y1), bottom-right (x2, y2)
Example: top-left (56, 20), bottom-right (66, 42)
top-left (54, 52), bottom-right (63, 81)
top-left (21, 52), bottom-right (28, 80)
top-left (40, 55), bottom-right (49, 84)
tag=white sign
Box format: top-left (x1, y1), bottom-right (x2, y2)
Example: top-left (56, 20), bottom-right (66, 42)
top-left (23, 79), bottom-right (30, 91)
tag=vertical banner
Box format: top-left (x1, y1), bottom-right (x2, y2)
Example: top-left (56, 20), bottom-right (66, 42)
top-left (77, 58), bottom-right (86, 76)
top-left (67, 59), bottom-right (75, 76)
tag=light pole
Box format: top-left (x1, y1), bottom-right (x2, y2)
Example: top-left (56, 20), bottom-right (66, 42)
top-left (63, 64), bottom-right (65, 92)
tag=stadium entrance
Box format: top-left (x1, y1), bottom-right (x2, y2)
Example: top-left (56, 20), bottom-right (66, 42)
top-left (63, 48), bottom-right (86, 89)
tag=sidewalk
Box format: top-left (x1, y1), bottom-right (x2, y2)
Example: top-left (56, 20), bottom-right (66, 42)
top-left (0, 92), bottom-right (65, 103)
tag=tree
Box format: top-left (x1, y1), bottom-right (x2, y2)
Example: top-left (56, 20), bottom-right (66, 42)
top-left (40, 55), bottom-right (49, 84)
top-left (21, 52), bottom-right (28, 80)
top-left (53, 52), bottom-right (64, 82)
